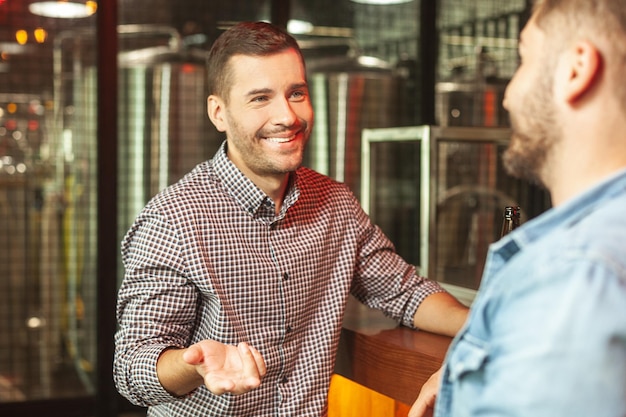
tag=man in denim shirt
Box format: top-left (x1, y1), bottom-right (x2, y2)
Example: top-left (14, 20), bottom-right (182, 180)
top-left (410, 0), bottom-right (626, 416)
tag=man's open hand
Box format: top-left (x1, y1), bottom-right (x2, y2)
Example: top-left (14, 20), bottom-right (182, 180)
top-left (182, 340), bottom-right (267, 395)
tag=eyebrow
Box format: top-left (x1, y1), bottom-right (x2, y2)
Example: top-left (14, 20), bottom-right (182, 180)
top-left (291, 82), bottom-right (308, 90)
top-left (245, 87), bottom-right (273, 97)
top-left (245, 82), bottom-right (308, 97)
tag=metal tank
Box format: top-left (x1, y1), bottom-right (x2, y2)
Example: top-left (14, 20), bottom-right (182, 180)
top-left (301, 39), bottom-right (411, 200)
top-left (52, 23), bottom-right (219, 307)
top-left (435, 46), bottom-right (510, 128)
top-left (116, 25), bottom-right (220, 242)
top-left (0, 25), bottom-right (218, 400)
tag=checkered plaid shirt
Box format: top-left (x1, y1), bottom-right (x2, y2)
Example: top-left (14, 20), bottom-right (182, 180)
top-left (114, 141), bottom-right (444, 416)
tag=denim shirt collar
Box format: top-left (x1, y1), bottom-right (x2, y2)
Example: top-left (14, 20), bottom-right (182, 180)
top-left (484, 167), bottom-right (626, 282)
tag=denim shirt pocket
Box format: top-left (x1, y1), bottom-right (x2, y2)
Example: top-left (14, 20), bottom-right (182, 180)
top-left (447, 334), bottom-right (489, 382)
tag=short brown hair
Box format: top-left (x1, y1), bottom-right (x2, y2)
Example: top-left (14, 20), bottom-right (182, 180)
top-left (206, 22), bottom-right (305, 101)
top-left (532, 0), bottom-right (626, 109)
top-left (534, 0), bottom-right (626, 39)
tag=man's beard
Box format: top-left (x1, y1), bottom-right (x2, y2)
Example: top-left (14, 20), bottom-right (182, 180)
top-left (226, 110), bottom-right (309, 176)
top-left (503, 129), bottom-right (550, 188)
top-left (503, 76), bottom-right (560, 189)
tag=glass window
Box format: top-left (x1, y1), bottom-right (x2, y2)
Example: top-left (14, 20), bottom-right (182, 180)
top-left (0, 0), bottom-right (98, 402)
top-left (435, 0), bottom-right (526, 127)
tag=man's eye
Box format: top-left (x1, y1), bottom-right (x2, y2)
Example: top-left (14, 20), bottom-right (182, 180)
top-left (252, 96), bottom-right (268, 103)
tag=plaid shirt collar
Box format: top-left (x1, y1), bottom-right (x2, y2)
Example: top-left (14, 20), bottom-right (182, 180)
top-left (212, 140), bottom-right (300, 221)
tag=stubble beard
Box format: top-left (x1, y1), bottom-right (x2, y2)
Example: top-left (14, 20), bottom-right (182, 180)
top-left (256, 123), bottom-right (310, 175)
top-left (503, 74), bottom-right (560, 189)
top-left (228, 116), bottom-right (309, 177)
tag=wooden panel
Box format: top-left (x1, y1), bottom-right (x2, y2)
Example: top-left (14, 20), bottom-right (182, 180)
top-left (335, 297), bottom-right (452, 405)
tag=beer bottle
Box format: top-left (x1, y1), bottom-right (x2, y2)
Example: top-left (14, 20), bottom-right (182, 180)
top-left (500, 206), bottom-right (521, 238)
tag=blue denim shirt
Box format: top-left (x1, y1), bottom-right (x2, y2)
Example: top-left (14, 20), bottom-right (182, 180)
top-left (436, 169), bottom-right (626, 417)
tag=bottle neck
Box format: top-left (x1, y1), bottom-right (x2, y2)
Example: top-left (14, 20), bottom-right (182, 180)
top-left (500, 206), bottom-right (521, 238)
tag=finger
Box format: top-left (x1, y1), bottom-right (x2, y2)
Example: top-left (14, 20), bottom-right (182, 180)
top-left (237, 342), bottom-right (263, 388)
top-left (204, 373), bottom-right (236, 396)
top-left (248, 345), bottom-right (267, 377)
top-left (182, 344), bottom-right (203, 365)
top-left (408, 400), bottom-right (428, 417)
top-left (184, 340), bottom-right (228, 369)
top-left (409, 370), bottom-right (439, 417)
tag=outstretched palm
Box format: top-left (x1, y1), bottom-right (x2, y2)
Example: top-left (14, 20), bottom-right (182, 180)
top-left (183, 340), bottom-right (267, 395)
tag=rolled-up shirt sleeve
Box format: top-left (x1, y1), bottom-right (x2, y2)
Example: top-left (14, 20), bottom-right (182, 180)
top-left (350, 198), bottom-right (446, 329)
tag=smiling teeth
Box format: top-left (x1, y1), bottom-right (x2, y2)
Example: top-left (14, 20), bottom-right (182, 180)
top-left (265, 136), bottom-right (294, 143)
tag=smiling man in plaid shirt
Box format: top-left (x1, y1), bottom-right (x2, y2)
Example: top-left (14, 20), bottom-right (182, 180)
top-left (114, 21), bottom-right (468, 417)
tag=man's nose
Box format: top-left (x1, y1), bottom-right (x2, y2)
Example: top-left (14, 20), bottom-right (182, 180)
top-left (270, 97), bottom-right (298, 126)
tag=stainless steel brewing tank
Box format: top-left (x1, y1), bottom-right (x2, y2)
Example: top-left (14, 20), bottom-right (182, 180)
top-left (117, 43), bottom-right (220, 239)
top-left (305, 54), bottom-right (410, 200)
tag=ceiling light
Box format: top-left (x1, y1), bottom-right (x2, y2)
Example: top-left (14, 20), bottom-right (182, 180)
top-left (29, 1), bottom-right (97, 19)
top-left (351, 0), bottom-right (413, 4)
top-left (287, 19), bottom-right (314, 35)
top-left (34, 28), bottom-right (48, 43)
top-left (15, 30), bottom-right (28, 45)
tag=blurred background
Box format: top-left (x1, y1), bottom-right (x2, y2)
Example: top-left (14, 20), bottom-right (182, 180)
top-left (0, 0), bottom-right (547, 415)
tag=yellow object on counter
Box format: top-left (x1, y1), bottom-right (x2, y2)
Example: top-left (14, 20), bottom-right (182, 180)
top-left (328, 374), bottom-right (410, 417)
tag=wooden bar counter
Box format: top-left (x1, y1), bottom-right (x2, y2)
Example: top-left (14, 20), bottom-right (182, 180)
top-left (334, 296), bottom-right (453, 406)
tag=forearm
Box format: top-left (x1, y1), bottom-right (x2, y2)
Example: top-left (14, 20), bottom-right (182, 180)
top-left (412, 292), bottom-right (469, 337)
top-left (156, 347), bottom-right (205, 397)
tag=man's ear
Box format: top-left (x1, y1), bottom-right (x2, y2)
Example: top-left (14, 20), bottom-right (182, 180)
top-left (562, 40), bottom-right (601, 103)
top-left (207, 95), bottom-right (227, 132)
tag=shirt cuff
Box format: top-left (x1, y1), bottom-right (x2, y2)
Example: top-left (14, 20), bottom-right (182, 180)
top-left (401, 278), bottom-right (447, 329)
top-left (129, 343), bottom-right (189, 405)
